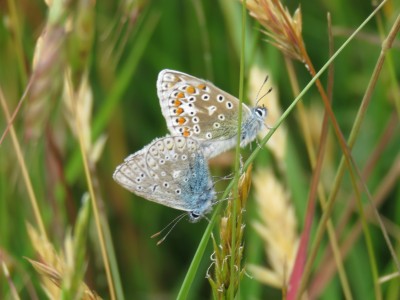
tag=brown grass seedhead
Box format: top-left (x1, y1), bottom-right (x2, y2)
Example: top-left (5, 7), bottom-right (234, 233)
top-left (207, 166), bottom-right (252, 298)
top-left (244, 0), bottom-right (304, 61)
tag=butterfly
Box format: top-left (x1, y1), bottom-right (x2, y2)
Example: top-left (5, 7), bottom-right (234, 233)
top-left (157, 69), bottom-right (268, 159)
top-left (113, 136), bottom-right (215, 222)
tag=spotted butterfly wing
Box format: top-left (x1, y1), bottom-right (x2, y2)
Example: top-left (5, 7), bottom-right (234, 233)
top-left (157, 69), bottom-right (267, 158)
top-left (113, 136), bottom-right (215, 221)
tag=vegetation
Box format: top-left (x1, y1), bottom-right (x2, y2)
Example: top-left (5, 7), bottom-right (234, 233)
top-left (0, 0), bottom-right (399, 299)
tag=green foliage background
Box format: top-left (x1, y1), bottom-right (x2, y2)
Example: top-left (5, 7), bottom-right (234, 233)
top-left (0, 0), bottom-right (399, 299)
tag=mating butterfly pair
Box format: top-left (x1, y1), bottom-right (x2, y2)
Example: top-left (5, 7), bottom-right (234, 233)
top-left (113, 70), bottom-right (268, 221)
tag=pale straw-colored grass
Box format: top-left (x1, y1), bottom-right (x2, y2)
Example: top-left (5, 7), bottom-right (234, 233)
top-left (248, 168), bottom-right (299, 289)
top-left (27, 222), bottom-right (101, 300)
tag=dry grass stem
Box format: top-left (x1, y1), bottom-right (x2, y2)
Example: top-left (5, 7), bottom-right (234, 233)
top-left (304, 103), bottom-right (335, 189)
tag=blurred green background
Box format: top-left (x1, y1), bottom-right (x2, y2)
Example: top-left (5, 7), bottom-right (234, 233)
top-left (0, 0), bottom-right (399, 299)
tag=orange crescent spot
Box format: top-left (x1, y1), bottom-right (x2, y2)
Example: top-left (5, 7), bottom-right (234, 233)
top-left (186, 85), bottom-right (195, 94)
top-left (183, 130), bottom-right (190, 137)
top-left (177, 92), bottom-right (184, 98)
top-left (174, 99), bottom-right (182, 106)
top-left (176, 107), bottom-right (184, 115)
top-left (197, 83), bottom-right (206, 90)
top-left (178, 117), bottom-right (186, 125)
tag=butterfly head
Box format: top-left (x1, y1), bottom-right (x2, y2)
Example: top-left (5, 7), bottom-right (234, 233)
top-left (254, 105), bottom-right (268, 120)
top-left (188, 176), bottom-right (215, 223)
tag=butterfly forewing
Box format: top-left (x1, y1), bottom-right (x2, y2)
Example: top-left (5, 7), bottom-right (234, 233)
top-left (157, 70), bottom-right (252, 142)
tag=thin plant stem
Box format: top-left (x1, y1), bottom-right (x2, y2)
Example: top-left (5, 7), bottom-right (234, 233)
top-left (6, 0), bottom-right (28, 85)
top-left (286, 55), bottom-right (353, 298)
top-left (178, 2), bottom-right (390, 295)
top-left (0, 88), bottom-right (47, 240)
top-left (325, 12), bottom-right (352, 299)
top-left (297, 11), bottom-right (400, 300)
top-left (66, 12), bottom-right (160, 182)
top-left (374, 7), bottom-right (400, 115)
top-left (72, 94), bottom-right (116, 300)
top-left (191, 0), bottom-right (213, 80)
top-left (1, 262), bottom-right (21, 300)
top-left (177, 203), bottom-right (223, 299)
top-left (312, 158), bottom-right (400, 297)
top-left (229, 1), bottom-right (248, 297)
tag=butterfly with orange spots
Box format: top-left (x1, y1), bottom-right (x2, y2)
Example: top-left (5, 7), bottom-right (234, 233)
top-left (157, 69), bottom-right (268, 159)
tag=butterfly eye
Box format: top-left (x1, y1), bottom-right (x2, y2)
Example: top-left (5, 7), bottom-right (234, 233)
top-left (163, 182), bottom-right (169, 188)
top-left (226, 102), bottom-right (233, 109)
top-left (213, 122), bottom-right (221, 129)
top-left (189, 211), bottom-right (201, 222)
top-left (206, 132), bottom-right (213, 139)
top-left (181, 155), bottom-right (187, 160)
top-left (175, 189), bottom-right (181, 195)
top-left (255, 107), bottom-right (266, 118)
top-left (218, 114), bottom-right (225, 121)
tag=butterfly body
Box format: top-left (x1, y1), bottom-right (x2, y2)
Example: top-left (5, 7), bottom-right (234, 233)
top-left (113, 136), bottom-right (215, 222)
top-left (157, 69), bottom-right (267, 158)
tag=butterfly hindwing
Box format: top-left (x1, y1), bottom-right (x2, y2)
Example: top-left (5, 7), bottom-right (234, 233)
top-left (113, 136), bottom-right (215, 219)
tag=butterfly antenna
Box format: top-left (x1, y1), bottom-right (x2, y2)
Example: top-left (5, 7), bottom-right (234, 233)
top-left (151, 212), bottom-right (187, 245)
top-left (255, 75), bottom-right (272, 106)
